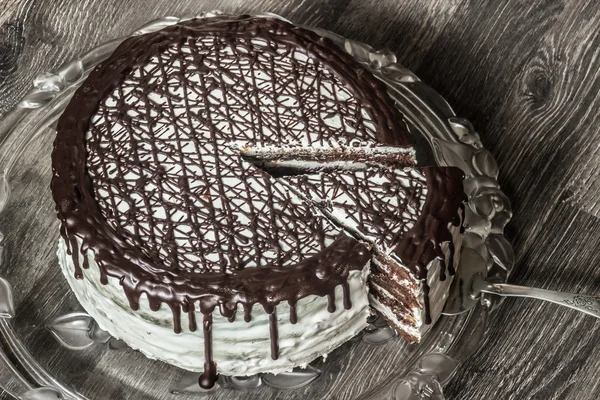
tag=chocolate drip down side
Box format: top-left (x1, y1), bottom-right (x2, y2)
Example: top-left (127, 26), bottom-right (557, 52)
top-left (393, 167), bottom-right (467, 324)
top-left (198, 314), bottom-right (217, 389)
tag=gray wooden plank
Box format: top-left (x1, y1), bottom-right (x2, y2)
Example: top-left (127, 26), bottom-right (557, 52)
top-left (2, 1), bottom-right (600, 399)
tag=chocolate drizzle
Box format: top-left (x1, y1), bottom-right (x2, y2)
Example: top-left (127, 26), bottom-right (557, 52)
top-left (289, 302), bottom-right (298, 324)
top-left (283, 167), bottom-right (426, 252)
top-left (50, 14), bottom-right (464, 383)
top-left (422, 283), bottom-right (432, 324)
top-left (199, 314), bottom-right (217, 389)
top-left (186, 303), bottom-right (197, 332)
top-left (171, 304), bottom-right (182, 334)
top-left (327, 293), bottom-right (336, 313)
top-left (342, 281), bottom-right (352, 310)
top-left (394, 167), bottom-right (467, 324)
top-left (243, 305), bottom-right (252, 323)
top-left (269, 311), bottom-right (279, 360)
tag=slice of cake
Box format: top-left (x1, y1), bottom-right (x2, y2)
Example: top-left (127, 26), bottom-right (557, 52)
top-left (240, 145), bottom-right (465, 342)
top-left (50, 14), bottom-right (464, 387)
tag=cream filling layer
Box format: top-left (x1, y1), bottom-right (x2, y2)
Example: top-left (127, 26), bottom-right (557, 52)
top-left (369, 222), bottom-right (463, 340)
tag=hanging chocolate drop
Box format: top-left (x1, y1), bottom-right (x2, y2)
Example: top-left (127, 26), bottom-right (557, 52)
top-left (289, 301), bottom-right (298, 324)
top-left (341, 281), bottom-right (352, 310)
top-left (198, 314), bottom-right (218, 389)
top-left (269, 309), bottom-right (279, 360)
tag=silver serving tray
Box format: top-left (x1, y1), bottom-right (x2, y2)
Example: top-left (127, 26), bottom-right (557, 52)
top-left (0, 11), bottom-right (513, 400)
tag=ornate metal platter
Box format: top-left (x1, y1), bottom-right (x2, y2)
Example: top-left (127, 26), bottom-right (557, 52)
top-left (0, 11), bottom-right (513, 400)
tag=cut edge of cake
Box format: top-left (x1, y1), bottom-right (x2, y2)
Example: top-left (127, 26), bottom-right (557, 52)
top-left (368, 217), bottom-right (463, 343)
top-left (238, 144), bottom-right (466, 343)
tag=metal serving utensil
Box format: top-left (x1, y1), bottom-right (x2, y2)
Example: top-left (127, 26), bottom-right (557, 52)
top-left (443, 248), bottom-right (600, 318)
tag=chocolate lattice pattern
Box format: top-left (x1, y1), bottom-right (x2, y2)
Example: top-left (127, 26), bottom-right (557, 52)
top-left (286, 168), bottom-right (427, 252)
top-left (85, 32), bottom-right (383, 273)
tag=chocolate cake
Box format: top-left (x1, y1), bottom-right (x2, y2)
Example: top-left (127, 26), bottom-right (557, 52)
top-left (240, 145), bottom-right (465, 342)
top-left (51, 14), bottom-right (465, 387)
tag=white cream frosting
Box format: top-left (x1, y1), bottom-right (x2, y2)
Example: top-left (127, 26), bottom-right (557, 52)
top-left (58, 238), bottom-right (371, 376)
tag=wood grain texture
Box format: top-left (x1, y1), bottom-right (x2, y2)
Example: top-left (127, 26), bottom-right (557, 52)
top-left (2, 0), bottom-right (600, 399)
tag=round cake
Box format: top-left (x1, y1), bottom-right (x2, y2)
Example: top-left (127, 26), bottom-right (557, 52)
top-left (51, 14), bottom-right (465, 388)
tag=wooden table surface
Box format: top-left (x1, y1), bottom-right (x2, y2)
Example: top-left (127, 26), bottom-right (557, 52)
top-left (2, 0), bottom-right (600, 399)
